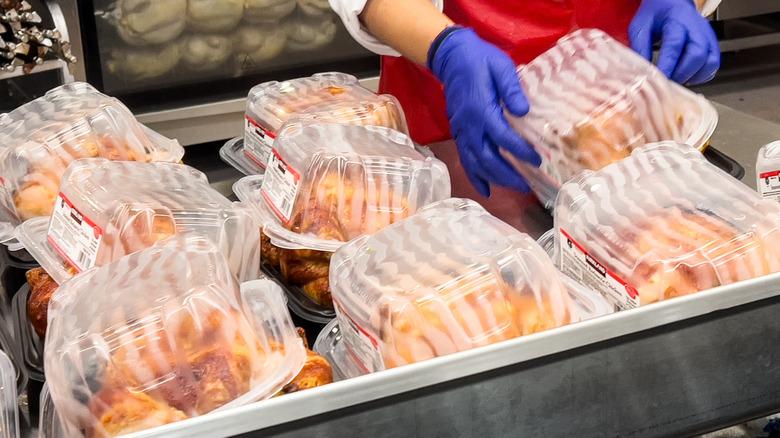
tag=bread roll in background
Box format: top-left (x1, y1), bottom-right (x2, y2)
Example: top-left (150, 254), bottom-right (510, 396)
top-left (243, 0), bottom-right (296, 23)
top-left (286, 13), bottom-right (337, 51)
top-left (116, 0), bottom-right (187, 46)
top-left (181, 34), bottom-right (233, 71)
top-left (187, 0), bottom-right (244, 32)
top-left (106, 42), bottom-right (182, 81)
top-left (232, 24), bottom-right (287, 70)
top-left (297, 0), bottom-right (330, 17)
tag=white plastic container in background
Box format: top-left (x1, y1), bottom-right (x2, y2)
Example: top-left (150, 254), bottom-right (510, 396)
top-left (756, 140), bottom-right (780, 202)
top-left (16, 159), bottom-right (261, 285)
top-left (507, 29), bottom-right (718, 209)
top-left (44, 236), bottom-right (305, 438)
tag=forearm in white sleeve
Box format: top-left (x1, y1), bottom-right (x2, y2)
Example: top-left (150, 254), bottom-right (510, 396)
top-left (329, 0), bottom-right (444, 57)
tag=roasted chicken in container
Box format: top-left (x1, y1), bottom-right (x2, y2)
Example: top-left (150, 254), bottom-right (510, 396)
top-left (506, 29), bottom-right (718, 208)
top-left (0, 82), bottom-right (183, 242)
top-left (234, 123), bottom-right (451, 313)
top-left (554, 141), bottom-right (780, 310)
top-left (17, 159), bottom-right (261, 337)
top-left (240, 72), bottom-right (408, 171)
top-left (328, 198), bottom-right (612, 373)
top-left (44, 236), bottom-right (306, 438)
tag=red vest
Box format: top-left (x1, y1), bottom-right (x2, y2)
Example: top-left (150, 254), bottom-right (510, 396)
top-left (379, 0), bottom-right (641, 145)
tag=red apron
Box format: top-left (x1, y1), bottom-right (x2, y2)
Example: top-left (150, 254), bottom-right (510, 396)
top-left (379, 0), bottom-right (641, 145)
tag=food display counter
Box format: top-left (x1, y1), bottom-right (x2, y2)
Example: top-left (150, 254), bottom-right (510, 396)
top-left (114, 101), bottom-right (779, 438)
top-left (4, 52), bottom-right (780, 438)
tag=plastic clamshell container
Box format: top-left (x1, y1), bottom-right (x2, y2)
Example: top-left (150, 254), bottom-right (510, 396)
top-left (44, 236), bottom-right (306, 438)
top-left (316, 268), bottom-right (614, 381)
top-left (39, 383), bottom-right (65, 438)
top-left (220, 137), bottom-right (266, 176)
top-left (16, 159), bottom-right (261, 285)
top-left (0, 350), bottom-right (19, 438)
top-left (554, 141), bottom-right (780, 310)
top-left (0, 83), bottom-right (184, 240)
top-left (329, 198), bottom-right (612, 374)
top-left (234, 123), bottom-right (450, 313)
top-left (507, 29), bottom-right (718, 209)
top-left (312, 318), bottom-right (359, 381)
top-left (243, 72), bottom-right (408, 169)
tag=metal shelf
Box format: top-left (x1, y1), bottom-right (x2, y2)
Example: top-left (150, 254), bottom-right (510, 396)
top-left (124, 273), bottom-right (780, 438)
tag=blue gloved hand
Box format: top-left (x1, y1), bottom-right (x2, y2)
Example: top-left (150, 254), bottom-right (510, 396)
top-left (629, 0), bottom-right (720, 85)
top-left (429, 27), bottom-right (541, 197)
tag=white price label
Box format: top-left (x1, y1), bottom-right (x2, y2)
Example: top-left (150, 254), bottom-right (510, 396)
top-left (244, 116), bottom-right (276, 168)
top-left (558, 228), bottom-right (639, 310)
top-left (261, 148), bottom-right (300, 223)
top-left (335, 301), bottom-right (383, 374)
top-left (47, 193), bottom-right (103, 272)
top-left (759, 170), bottom-right (780, 203)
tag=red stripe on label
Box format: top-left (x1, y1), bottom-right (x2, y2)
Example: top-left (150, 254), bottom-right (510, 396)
top-left (559, 227), bottom-right (635, 292)
top-left (245, 115), bottom-right (277, 139)
top-left (760, 170), bottom-right (780, 178)
top-left (47, 234), bottom-right (81, 273)
top-left (260, 189), bottom-right (290, 224)
top-left (57, 192), bottom-right (103, 234)
top-left (243, 149), bottom-right (268, 170)
top-left (334, 299), bottom-right (380, 348)
top-left (271, 148), bottom-right (300, 181)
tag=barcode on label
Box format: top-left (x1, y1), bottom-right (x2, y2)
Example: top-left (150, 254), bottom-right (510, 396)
top-left (47, 193), bottom-right (103, 272)
top-left (558, 228), bottom-right (638, 310)
top-left (244, 116), bottom-right (276, 168)
top-left (261, 149), bottom-right (300, 223)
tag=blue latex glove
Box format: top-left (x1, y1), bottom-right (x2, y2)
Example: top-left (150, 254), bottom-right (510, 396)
top-left (429, 28), bottom-right (541, 197)
top-left (629, 0), bottom-right (720, 85)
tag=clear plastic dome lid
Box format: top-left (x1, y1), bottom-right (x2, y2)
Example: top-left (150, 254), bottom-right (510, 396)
top-left (554, 141), bottom-right (780, 309)
top-left (243, 72), bottom-right (408, 168)
top-left (16, 159), bottom-right (261, 284)
top-left (506, 29), bottom-right (718, 208)
top-left (234, 123), bottom-right (451, 252)
top-left (329, 198), bottom-right (610, 372)
top-left (0, 83), bottom-right (184, 238)
top-left (0, 350), bottom-right (19, 438)
top-left (44, 236), bottom-right (305, 437)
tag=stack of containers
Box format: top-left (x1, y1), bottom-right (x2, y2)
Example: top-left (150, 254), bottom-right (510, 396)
top-left (0, 82), bottom-right (184, 253)
top-left (507, 29), bottom-right (718, 208)
top-left (43, 236), bottom-right (305, 437)
top-left (13, 159), bottom-right (262, 379)
top-left (235, 123), bottom-right (451, 321)
top-left (319, 198), bottom-right (612, 376)
top-left (554, 141), bottom-right (780, 310)
top-left (221, 72), bottom-right (409, 175)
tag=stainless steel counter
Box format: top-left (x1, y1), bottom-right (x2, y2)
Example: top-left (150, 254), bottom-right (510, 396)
top-left (169, 102), bottom-right (780, 438)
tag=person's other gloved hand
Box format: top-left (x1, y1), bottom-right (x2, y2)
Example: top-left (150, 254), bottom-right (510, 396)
top-left (429, 27), bottom-right (541, 197)
top-left (629, 0), bottom-right (720, 85)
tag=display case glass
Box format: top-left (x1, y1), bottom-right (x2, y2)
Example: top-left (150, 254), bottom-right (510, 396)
top-left (76, 0), bottom-right (377, 111)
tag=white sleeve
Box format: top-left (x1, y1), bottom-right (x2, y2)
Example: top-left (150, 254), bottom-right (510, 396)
top-left (696, 0), bottom-right (721, 16)
top-left (329, 0), bottom-right (445, 57)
